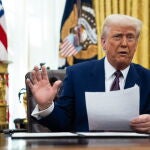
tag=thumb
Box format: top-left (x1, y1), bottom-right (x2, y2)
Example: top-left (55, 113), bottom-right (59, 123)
top-left (53, 80), bottom-right (62, 91)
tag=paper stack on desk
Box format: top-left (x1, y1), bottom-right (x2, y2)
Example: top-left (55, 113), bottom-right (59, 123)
top-left (11, 132), bottom-right (150, 139)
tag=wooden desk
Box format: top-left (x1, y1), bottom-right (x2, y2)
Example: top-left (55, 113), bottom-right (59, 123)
top-left (0, 133), bottom-right (150, 150)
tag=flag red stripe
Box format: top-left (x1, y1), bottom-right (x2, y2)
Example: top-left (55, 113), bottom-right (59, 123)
top-left (60, 42), bottom-right (75, 54)
top-left (60, 40), bottom-right (72, 50)
top-left (61, 46), bottom-right (77, 57)
top-left (60, 43), bottom-right (73, 54)
top-left (0, 24), bottom-right (7, 50)
top-left (60, 38), bottom-right (78, 57)
top-left (61, 44), bottom-right (72, 51)
top-left (63, 46), bottom-right (76, 56)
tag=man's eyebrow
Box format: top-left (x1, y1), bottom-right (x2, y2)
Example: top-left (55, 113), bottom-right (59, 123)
top-left (113, 33), bottom-right (135, 35)
top-left (113, 33), bottom-right (122, 36)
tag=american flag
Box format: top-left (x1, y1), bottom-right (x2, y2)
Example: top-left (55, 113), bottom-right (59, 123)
top-left (0, 0), bottom-right (8, 61)
top-left (60, 33), bottom-right (82, 57)
top-left (0, 0), bottom-right (9, 122)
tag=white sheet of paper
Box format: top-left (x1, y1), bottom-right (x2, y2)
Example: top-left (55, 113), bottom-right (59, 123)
top-left (11, 132), bottom-right (78, 139)
top-left (85, 85), bottom-right (139, 131)
top-left (77, 132), bottom-right (150, 137)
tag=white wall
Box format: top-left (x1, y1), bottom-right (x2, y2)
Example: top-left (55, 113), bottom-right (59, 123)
top-left (3, 0), bottom-right (65, 128)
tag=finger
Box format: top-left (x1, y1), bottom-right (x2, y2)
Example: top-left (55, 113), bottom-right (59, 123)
top-left (41, 66), bottom-right (49, 81)
top-left (131, 114), bottom-right (150, 124)
top-left (53, 80), bottom-right (62, 93)
top-left (130, 121), bottom-right (150, 128)
top-left (26, 78), bottom-right (33, 89)
top-left (34, 66), bottom-right (42, 81)
top-left (31, 70), bottom-right (38, 84)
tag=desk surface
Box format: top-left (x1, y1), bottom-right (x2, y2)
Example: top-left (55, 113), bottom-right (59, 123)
top-left (1, 133), bottom-right (150, 150)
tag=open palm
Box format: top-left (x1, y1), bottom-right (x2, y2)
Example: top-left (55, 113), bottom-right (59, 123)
top-left (26, 66), bottom-right (62, 110)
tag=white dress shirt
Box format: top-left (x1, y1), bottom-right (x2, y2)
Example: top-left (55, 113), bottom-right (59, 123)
top-left (105, 57), bottom-right (129, 91)
top-left (32, 102), bottom-right (54, 119)
top-left (32, 57), bottom-right (130, 119)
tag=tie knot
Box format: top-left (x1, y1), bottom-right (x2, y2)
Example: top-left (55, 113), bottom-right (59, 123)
top-left (114, 70), bottom-right (122, 78)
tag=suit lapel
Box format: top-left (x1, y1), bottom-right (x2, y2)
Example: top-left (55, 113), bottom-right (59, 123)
top-left (87, 58), bottom-right (105, 92)
top-left (124, 63), bottom-right (141, 89)
top-left (87, 60), bottom-right (140, 91)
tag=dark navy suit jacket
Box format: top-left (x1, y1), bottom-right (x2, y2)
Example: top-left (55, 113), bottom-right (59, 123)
top-left (39, 58), bottom-right (150, 132)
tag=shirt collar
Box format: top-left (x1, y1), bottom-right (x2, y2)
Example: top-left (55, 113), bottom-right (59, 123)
top-left (104, 57), bottom-right (130, 80)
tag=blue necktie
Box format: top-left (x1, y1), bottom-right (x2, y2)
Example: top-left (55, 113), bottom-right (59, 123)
top-left (110, 70), bottom-right (122, 91)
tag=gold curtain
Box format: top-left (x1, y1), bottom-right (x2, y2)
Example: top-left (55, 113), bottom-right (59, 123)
top-left (93, 0), bottom-right (150, 69)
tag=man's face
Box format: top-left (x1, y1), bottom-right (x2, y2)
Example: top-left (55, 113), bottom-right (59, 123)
top-left (101, 25), bottom-right (139, 70)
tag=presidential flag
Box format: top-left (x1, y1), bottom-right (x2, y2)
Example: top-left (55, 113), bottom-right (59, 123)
top-left (59, 0), bottom-right (98, 68)
top-left (0, 0), bottom-right (8, 61)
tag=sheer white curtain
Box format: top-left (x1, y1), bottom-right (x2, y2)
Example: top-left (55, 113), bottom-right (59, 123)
top-left (3, 0), bottom-right (65, 128)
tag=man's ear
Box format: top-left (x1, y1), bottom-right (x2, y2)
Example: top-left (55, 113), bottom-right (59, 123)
top-left (101, 37), bottom-right (106, 50)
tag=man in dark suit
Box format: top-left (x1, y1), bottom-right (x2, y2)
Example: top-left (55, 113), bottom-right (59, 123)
top-left (26, 14), bottom-right (150, 133)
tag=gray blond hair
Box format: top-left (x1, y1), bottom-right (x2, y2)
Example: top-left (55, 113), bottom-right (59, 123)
top-left (101, 14), bottom-right (143, 38)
